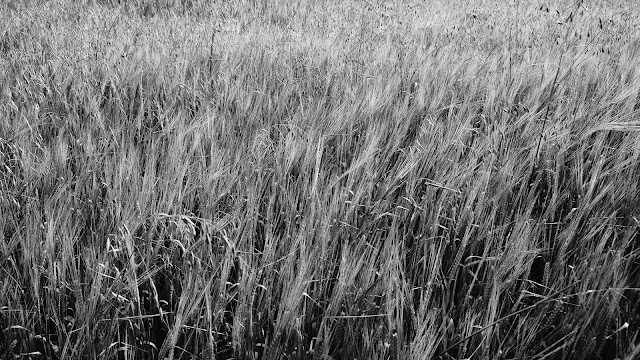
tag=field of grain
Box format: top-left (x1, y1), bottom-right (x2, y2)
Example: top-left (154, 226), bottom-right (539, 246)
top-left (1, 0), bottom-right (639, 359)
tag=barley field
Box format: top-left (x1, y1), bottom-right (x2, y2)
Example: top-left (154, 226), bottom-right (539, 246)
top-left (1, 0), bottom-right (639, 359)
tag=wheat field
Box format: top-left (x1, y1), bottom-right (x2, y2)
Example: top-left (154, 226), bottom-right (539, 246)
top-left (1, 0), bottom-right (639, 359)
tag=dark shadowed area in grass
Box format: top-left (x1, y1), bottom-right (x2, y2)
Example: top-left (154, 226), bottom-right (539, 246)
top-left (1, 0), bottom-right (640, 359)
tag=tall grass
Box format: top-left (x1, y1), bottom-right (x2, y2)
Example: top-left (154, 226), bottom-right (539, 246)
top-left (1, 0), bottom-right (639, 359)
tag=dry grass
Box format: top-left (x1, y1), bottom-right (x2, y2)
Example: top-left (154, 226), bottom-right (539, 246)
top-left (1, 0), bottom-right (640, 359)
